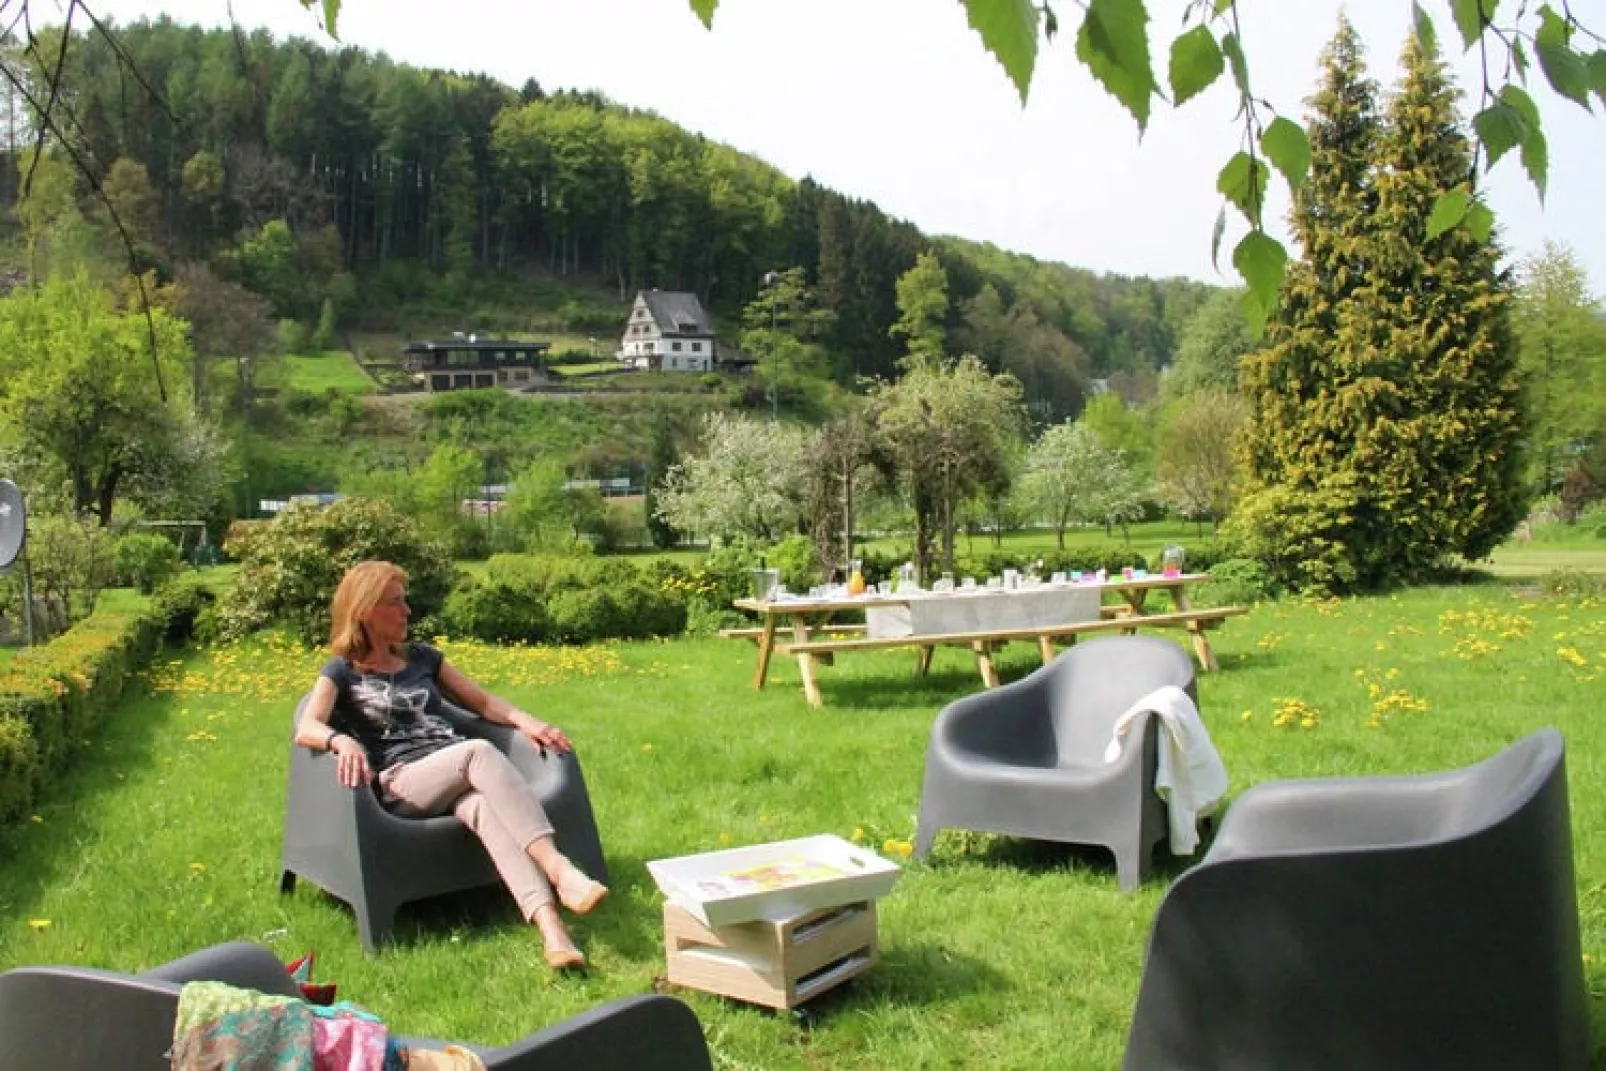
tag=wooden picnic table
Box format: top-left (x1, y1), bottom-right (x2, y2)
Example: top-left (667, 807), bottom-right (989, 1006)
top-left (731, 573), bottom-right (1242, 707)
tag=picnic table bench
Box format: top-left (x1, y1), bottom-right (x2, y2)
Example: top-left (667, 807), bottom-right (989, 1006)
top-left (731, 574), bottom-right (1244, 708)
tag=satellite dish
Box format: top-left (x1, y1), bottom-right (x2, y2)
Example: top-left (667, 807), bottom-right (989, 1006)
top-left (0, 480), bottom-right (25, 570)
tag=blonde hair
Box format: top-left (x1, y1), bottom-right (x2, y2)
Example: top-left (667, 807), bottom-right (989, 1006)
top-left (329, 560), bottom-right (410, 661)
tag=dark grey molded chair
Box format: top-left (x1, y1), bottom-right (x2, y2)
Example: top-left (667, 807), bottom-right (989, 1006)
top-left (914, 635), bottom-right (1197, 890)
top-left (0, 941), bottom-right (712, 1071)
top-left (281, 696), bottom-right (608, 953)
top-left (1123, 727), bottom-right (1589, 1071)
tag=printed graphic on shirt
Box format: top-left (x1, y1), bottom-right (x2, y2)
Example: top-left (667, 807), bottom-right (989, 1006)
top-left (350, 677), bottom-right (432, 725)
top-left (348, 674), bottom-right (456, 751)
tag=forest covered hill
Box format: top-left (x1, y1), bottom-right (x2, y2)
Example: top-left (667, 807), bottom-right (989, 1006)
top-left (1, 17), bottom-right (1218, 419)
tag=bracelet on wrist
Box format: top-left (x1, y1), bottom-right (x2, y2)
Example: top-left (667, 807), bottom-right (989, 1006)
top-left (327, 731), bottom-right (345, 752)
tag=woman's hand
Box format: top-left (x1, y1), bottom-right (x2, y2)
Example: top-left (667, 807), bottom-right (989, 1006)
top-left (518, 717), bottom-right (572, 755)
top-left (331, 737), bottom-right (373, 788)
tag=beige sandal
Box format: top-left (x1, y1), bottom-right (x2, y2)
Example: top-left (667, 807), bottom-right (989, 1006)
top-left (544, 943), bottom-right (586, 970)
top-left (557, 871), bottom-right (609, 916)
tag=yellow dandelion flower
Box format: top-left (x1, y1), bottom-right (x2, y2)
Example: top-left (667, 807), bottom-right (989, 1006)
top-left (882, 839), bottom-right (914, 859)
top-left (27, 919), bottom-right (50, 930)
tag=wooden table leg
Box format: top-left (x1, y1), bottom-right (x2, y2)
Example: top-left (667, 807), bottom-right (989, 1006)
top-left (753, 615), bottom-right (778, 689)
top-left (972, 641), bottom-right (1001, 688)
top-left (1037, 635), bottom-right (1056, 665)
top-left (1170, 588), bottom-right (1218, 671)
top-left (1187, 621), bottom-right (1220, 671)
top-left (916, 645), bottom-right (934, 675)
top-left (791, 615), bottom-right (824, 707)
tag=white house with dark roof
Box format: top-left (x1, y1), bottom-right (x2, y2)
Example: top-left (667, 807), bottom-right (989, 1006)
top-left (618, 290), bottom-right (716, 372)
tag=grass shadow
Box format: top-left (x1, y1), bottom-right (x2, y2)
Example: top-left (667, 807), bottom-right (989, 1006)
top-left (663, 940), bottom-right (1008, 1027)
top-left (294, 857), bottom-right (673, 964)
top-left (823, 667), bottom-right (984, 712)
top-left (793, 941), bottom-right (1009, 1025)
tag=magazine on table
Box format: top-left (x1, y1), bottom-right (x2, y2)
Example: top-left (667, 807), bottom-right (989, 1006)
top-left (693, 856), bottom-right (851, 899)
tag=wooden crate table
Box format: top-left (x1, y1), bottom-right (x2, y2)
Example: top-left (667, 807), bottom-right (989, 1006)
top-left (663, 899), bottom-right (879, 1010)
top-left (647, 834), bottom-right (901, 1010)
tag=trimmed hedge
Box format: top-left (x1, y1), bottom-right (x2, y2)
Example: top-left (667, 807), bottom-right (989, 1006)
top-left (0, 578), bottom-right (197, 824)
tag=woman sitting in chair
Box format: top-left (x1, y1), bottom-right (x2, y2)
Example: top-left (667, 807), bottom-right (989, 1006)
top-left (295, 559), bottom-right (607, 969)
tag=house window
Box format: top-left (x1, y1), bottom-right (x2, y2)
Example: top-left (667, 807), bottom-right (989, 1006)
top-left (692, 342), bottom-right (702, 352)
top-left (644, 342), bottom-right (654, 354)
top-left (672, 342), bottom-right (683, 352)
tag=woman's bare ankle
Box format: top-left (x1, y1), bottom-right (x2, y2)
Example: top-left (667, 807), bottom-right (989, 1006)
top-left (533, 906), bottom-right (584, 968)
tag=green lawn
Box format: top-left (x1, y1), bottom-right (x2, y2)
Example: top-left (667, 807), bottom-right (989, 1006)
top-left (263, 352), bottom-right (377, 395)
top-left (1482, 545), bottom-right (1606, 577)
top-left (2, 583), bottom-right (1603, 1067)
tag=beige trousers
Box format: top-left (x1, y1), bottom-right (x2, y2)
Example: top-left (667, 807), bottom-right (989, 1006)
top-left (379, 739), bottom-right (556, 920)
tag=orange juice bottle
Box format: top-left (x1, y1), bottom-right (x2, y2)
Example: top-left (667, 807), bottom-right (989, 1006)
top-left (846, 559), bottom-right (866, 595)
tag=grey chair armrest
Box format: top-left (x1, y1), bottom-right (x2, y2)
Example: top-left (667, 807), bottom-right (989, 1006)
top-left (138, 941), bottom-right (302, 998)
top-left (479, 994), bottom-right (712, 1071)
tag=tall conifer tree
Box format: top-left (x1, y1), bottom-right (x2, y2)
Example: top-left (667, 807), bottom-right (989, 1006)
top-left (1236, 23), bottom-right (1526, 590)
top-left (1236, 16), bottom-right (1384, 590)
top-left (1346, 34), bottom-right (1526, 581)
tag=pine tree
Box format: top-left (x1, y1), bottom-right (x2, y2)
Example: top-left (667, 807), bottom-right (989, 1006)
top-left (1235, 15), bottom-right (1384, 590)
top-left (1350, 33), bottom-right (1525, 577)
top-left (1235, 24), bottom-right (1527, 591)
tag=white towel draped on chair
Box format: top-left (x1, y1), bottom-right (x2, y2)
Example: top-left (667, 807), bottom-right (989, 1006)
top-left (1104, 685), bottom-right (1227, 854)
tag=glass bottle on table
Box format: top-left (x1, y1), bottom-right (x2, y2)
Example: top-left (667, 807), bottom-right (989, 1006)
top-left (846, 558), bottom-right (867, 596)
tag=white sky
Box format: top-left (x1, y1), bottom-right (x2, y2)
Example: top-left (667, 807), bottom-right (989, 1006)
top-left (83, 0), bottom-right (1606, 291)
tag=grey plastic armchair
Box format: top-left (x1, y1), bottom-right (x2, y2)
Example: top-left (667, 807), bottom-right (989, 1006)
top-left (280, 695), bottom-right (608, 953)
top-left (1123, 727), bottom-right (1589, 1071)
top-left (914, 635), bottom-right (1197, 890)
top-left (0, 941), bottom-right (712, 1071)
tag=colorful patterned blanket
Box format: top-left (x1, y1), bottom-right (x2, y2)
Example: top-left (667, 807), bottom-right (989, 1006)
top-left (171, 981), bottom-right (483, 1070)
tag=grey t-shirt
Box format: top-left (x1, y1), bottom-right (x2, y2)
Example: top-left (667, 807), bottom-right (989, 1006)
top-left (319, 643), bottom-right (464, 773)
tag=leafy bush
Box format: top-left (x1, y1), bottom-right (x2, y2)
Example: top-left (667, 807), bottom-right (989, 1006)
top-left (442, 554), bottom-right (684, 644)
top-left (768, 534), bottom-right (821, 593)
top-left (1198, 558), bottom-right (1281, 607)
top-left (113, 532), bottom-right (182, 594)
top-left (151, 572), bottom-right (218, 644)
top-left (214, 497), bottom-right (456, 642)
top-left (442, 567), bottom-right (551, 643)
top-left (277, 317), bottom-right (310, 354)
top-left (5, 514), bottom-right (116, 637)
top-left (684, 596), bottom-right (749, 636)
